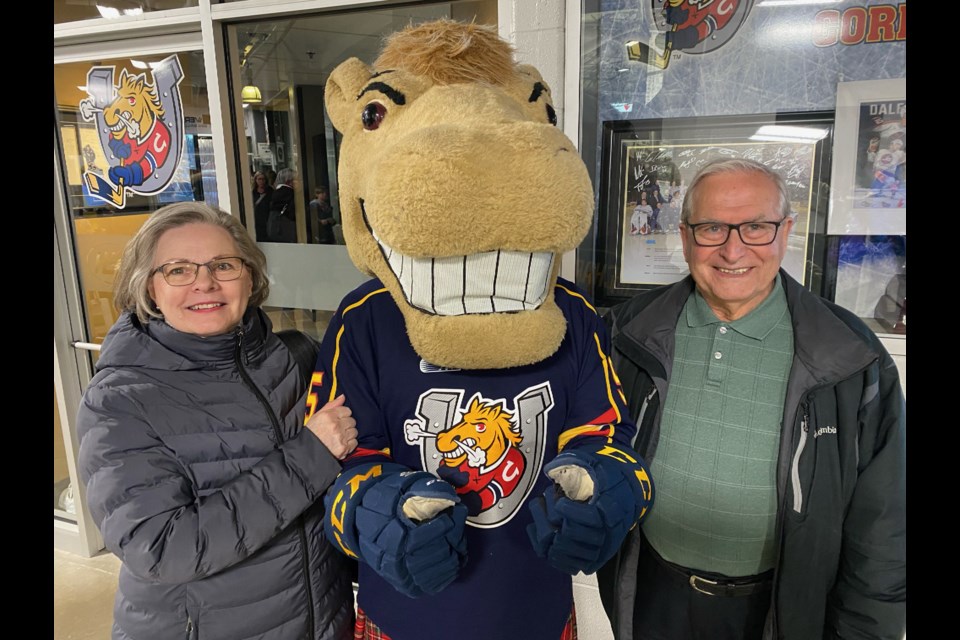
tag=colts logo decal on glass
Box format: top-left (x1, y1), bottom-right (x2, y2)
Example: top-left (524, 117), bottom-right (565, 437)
top-left (404, 383), bottom-right (554, 528)
top-left (628, 0), bottom-right (755, 69)
top-left (78, 56), bottom-right (185, 209)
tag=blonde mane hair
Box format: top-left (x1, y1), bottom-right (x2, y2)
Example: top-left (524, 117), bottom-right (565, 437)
top-left (374, 19), bottom-right (519, 86)
top-left (462, 396), bottom-right (521, 446)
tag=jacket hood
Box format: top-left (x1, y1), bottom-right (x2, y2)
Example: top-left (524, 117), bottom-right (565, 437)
top-left (96, 307), bottom-right (272, 372)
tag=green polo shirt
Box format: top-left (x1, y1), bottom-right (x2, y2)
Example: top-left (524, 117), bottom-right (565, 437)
top-left (644, 275), bottom-right (793, 576)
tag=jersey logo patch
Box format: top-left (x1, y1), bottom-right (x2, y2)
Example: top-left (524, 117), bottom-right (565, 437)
top-left (403, 383), bottom-right (554, 528)
top-left (419, 359), bottom-right (461, 373)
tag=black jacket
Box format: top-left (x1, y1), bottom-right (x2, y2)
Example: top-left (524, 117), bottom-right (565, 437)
top-left (597, 271), bottom-right (906, 640)
top-left (269, 185), bottom-right (298, 243)
top-left (77, 309), bottom-right (354, 640)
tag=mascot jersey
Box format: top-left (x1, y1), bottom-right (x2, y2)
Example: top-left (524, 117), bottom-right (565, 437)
top-left (312, 277), bottom-right (636, 640)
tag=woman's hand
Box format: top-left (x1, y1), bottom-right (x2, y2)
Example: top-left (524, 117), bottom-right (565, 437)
top-left (305, 394), bottom-right (358, 459)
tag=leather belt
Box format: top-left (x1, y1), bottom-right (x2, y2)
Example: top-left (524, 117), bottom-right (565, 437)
top-left (687, 573), bottom-right (772, 597)
top-left (643, 534), bottom-right (772, 598)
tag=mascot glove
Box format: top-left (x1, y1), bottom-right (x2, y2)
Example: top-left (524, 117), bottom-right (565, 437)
top-left (355, 471), bottom-right (468, 598)
top-left (526, 448), bottom-right (653, 575)
top-left (109, 163), bottom-right (143, 187)
top-left (108, 137), bottom-right (131, 159)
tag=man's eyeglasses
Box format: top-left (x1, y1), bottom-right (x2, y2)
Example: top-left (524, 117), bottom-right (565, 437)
top-left (685, 219), bottom-right (788, 247)
top-left (153, 257), bottom-right (247, 286)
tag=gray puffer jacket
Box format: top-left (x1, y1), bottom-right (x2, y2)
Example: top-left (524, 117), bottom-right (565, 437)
top-left (77, 308), bottom-right (354, 640)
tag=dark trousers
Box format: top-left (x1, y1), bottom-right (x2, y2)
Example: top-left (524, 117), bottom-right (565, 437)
top-left (632, 534), bottom-right (773, 640)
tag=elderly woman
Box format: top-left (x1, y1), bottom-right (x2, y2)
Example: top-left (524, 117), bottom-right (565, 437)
top-left (77, 202), bottom-right (356, 640)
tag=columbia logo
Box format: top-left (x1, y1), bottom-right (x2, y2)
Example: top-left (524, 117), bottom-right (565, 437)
top-left (813, 426), bottom-right (837, 438)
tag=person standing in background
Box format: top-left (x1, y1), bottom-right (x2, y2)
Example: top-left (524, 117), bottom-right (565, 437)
top-left (251, 170), bottom-right (274, 241)
top-left (310, 186), bottom-right (336, 244)
top-left (268, 167), bottom-right (299, 243)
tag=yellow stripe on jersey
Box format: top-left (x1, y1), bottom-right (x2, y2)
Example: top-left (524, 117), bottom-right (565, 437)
top-left (556, 283), bottom-right (597, 313)
top-left (558, 424), bottom-right (613, 451)
top-left (593, 332), bottom-right (623, 428)
top-left (329, 288), bottom-right (389, 401)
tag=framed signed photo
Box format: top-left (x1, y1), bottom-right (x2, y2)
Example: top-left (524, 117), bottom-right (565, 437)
top-left (827, 79), bottom-right (905, 235)
top-left (595, 112), bottom-right (834, 305)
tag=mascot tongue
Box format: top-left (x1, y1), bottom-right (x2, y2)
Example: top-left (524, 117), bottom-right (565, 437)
top-left (325, 20), bottom-right (594, 370)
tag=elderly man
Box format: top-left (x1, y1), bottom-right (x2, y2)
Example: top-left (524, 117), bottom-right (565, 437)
top-left (597, 158), bottom-right (906, 640)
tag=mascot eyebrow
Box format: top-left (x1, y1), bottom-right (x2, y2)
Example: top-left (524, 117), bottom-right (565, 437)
top-left (357, 81), bottom-right (406, 105)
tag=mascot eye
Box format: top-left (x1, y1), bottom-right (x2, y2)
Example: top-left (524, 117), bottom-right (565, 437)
top-left (475, 423), bottom-right (486, 433)
top-left (361, 102), bottom-right (387, 130)
top-left (127, 97), bottom-right (136, 106)
top-left (545, 103), bottom-right (558, 126)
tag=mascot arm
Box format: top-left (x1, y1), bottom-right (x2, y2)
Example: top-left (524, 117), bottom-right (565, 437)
top-left (313, 297), bottom-right (468, 597)
top-left (325, 461), bottom-right (468, 598)
top-left (527, 287), bottom-right (654, 574)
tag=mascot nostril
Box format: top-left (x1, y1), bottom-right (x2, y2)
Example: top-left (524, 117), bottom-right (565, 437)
top-left (317, 18), bottom-right (654, 640)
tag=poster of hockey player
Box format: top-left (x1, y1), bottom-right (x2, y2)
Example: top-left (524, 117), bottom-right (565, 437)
top-left (827, 79), bottom-right (906, 236)
top-left (853, 101), bottom-right (905, 209)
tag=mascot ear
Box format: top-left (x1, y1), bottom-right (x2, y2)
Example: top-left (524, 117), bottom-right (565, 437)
top-left (325, 57), bottom-right (374, 134)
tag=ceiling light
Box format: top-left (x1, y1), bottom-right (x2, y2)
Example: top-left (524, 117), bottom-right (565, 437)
top-left (749, 125), bottom-right (828, 143)
top-left (241, 85), bottom-right (262, 104)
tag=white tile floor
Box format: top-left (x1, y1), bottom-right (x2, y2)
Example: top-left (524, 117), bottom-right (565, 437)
top-left (54, 548), bottom-right (120, 639)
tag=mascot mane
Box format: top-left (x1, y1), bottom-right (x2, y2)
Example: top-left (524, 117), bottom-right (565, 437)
top-left (375, 19), bottom-right (518, 86)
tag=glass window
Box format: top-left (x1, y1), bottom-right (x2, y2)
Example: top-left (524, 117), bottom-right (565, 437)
top-left (54, 0), bottom-right (198, 24)
top-left (54, 51), bottom-right (219, 343)
top-left (54, 385), bottom-right (74, 520)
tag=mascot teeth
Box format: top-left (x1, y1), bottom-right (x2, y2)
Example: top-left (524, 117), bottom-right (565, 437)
top-left (374, 233), bottom-right (554, 316)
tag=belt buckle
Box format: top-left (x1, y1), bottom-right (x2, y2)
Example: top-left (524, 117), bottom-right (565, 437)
top-left (689, 574), bottom-right (720, 596)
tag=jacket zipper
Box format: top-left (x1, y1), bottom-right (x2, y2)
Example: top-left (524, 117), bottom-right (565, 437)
top-left (185, 616), bottom-right (193, 639)
top-left (234, 327), bottom-right (316, 639)
top-left (790, 411), bottom-right (809, 513)
top-left (633, 387), bottom-right (657, 448)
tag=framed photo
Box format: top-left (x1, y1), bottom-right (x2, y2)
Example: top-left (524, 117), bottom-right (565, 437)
top-left (595, 112), bottom-right (834, 305)
top-left (827, 79), bottom-right (906, 235)
top-left (827, 235), bottom-right (906, 335)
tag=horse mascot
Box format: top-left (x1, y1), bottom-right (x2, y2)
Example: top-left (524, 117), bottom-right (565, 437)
top-left (311, 20), bottom-right (654, 640)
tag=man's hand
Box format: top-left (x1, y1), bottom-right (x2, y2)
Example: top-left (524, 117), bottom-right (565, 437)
top-left (305, 394), bottom-right (357, 459)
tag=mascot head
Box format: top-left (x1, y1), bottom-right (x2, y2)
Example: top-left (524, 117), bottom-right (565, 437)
top-left (325, 20), bottom-right (593, 369)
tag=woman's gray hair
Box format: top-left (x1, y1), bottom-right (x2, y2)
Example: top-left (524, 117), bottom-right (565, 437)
top-left (276, 167), bottom-right (297, 186)
top-left (680, 158), bottom-right (792, 224)
top-left (113, 202), bottom-right (270, 323)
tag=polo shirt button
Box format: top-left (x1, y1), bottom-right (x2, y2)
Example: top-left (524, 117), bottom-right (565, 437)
top-left (714, 351), bottom-right (722, 360)
top-left (719, 326), bottom-right (728, 334)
